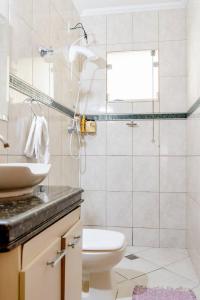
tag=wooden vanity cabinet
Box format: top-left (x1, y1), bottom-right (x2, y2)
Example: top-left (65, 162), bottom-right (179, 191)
top-left (0, 208), bottom-right (82, 300)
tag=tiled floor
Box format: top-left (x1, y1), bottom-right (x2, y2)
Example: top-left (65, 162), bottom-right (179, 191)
top-left (114, 247), bottom-right (200, 300)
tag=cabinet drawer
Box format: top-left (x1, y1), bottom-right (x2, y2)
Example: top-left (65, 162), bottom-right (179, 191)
top-left (22, 208), bottom-right (80, 269)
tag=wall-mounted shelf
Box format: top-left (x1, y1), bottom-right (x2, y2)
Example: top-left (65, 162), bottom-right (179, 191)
top-left (9, 74), bottom-right (74, 118)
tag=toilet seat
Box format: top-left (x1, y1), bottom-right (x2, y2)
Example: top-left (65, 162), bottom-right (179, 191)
top-left (82, 229), bottom-right (126, 251)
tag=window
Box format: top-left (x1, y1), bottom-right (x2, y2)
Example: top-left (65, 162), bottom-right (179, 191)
top-left (107, 50), bottom-right (159, 102)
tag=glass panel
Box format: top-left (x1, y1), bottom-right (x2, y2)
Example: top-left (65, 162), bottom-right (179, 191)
top-left (107, 50), bottom-right (159, 102)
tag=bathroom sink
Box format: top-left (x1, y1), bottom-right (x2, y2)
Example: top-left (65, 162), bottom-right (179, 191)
top-left (0, 163), bottom-right (51, 198)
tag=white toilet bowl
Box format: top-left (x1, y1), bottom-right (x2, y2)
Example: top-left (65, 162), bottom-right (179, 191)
top-left (82, 229), bottom-right (127, 300)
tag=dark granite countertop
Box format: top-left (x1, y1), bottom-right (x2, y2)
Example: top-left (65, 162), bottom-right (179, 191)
top-left (0, 186), bottom-right (83, 252)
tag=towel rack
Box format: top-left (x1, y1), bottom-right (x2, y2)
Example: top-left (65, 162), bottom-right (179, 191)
top-left (9, 74), bottom-right (74, 118)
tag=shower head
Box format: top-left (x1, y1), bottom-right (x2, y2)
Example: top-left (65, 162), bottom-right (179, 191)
top-left (68, 45), bottom-right (98, 63)
top-left (70, 22), bottom-right (88, 43)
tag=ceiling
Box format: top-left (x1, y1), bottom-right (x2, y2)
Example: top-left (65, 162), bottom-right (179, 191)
top-left (72, 0), bottom-right (187, 16)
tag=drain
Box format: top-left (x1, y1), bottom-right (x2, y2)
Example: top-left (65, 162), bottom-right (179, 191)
top-left (125, 254), bottom-right (139, 260)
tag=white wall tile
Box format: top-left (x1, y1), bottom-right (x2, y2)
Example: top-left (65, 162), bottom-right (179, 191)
top-left (133, 156), bottom-right (159, 192)
top-left (187, 112), bottom-right (200, 156)
top-left (49, 156), bottom-right (62, 186)
top-left (107, 41), bottom-right (158, 53)
top-left (187, 156), bottom-right (200, 204)
top-left (107, 156), bottom-right (132, 191)
top-left (62, 156), bottom-right (79, 187)
top-left (133, 11), bottom-right (158, 43)
top-left (81, 15), bottom-right (107, 45)
top-left (187, 196), bottom-right (200, 278)
top-left (160, 193), bottom-right (186, 229)
top-left (159, 41), bottom-right (186, 77)
top-left (49, 111), bottom-right (62, 155)
top-left (7, 155), bottom-right (30, 163)
top-left (33, 0), bottom-right (50, 44)
top-left (0, 0), bottom-right (9, 19)
top-left (107, 191), bottom-right (132, 227)
top-left (159, 9), bottom-right (186, 41)
top-left (160, 120), bottom-right (186, 155)
top-left (81, 156), bottom-right (106, 190)
top-left (32, 33), bottom-right (50, 95)
top-left (10, 0), bottom-right (33, 27)
top-left (107, 102), bottom-right (133, 114)
top-left (133, 192), bottom-right (159, 228)
top-left (187, 0), bottom-right (200, 108)
top-left (82, 191), bottom-right (106, 226)
top-left (132, 121), bottom-right (159, 156)
top-left (160, 76), bottom-right (186, 113)
top-left (8, 101), bottom-right (32, 156)
top-left (107, 227), bottom-right (133, 246)
top-left (0, 155), bottom-right (7, 163)
top-left (160, 229), bottom-right (186, 248)
top-left (10, 13), bottom-right (33, 84)
top-left (133, 228), bottom-right (159, 247)
top-left (160, 157), bottom-right (186, 192)
top-left (0, 121), bottom-right (8, 156)
top-left (79, 79), bottom-right (106, 114)
top-left (107, 121), bottom-right (132, 155)
top-left (82, 122), bottom-right (107, 156)
top-left (132, 101), bottom-right (159, 114)
top-left (107, 14), bottom-right (133, 45)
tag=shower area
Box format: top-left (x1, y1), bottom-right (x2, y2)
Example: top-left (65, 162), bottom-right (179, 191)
top-left (75, 0), bottom-right (200, 288)
top-left (79, 8), bottom-right (187, 249)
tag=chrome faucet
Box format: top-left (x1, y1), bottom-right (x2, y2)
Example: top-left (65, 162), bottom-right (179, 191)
top-left (0, 134), bottom-right (9, 148)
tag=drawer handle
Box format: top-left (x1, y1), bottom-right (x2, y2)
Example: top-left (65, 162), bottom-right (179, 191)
top-left (68, 235), bottom-right (81, 248)
top-left (47, 249), bottom-right (67, 268)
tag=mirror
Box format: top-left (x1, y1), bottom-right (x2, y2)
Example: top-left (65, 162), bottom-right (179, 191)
top-left (0, 15), bottom-right (9, 121)
top-left (107, 50), bottom-right (159, 102)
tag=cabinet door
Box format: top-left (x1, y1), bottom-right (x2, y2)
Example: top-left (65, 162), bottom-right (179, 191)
top-left (20, 238), bottom-right (62, 300)
top-left (62, 221), bottom-right (82, 300)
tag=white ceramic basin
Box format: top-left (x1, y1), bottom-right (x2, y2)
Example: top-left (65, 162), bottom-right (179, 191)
top-left (0, 163), bottom-right (51, 198)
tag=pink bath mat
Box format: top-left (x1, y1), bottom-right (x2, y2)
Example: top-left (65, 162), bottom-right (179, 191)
top-left (132, 286), bottom-right (197, 300)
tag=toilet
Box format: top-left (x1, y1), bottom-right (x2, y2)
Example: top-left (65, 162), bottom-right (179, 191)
top-left (82, 229), bottom-right (127, 300)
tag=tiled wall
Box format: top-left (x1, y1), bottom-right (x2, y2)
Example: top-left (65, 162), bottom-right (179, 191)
top-left (80, 9), bottom-right (187, 247)
top-left (186, 0), bottom-right (200, 279)
top-left (0, 0), bottom-right (80, 187)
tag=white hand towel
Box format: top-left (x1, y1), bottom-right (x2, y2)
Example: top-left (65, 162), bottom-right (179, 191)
top-left (24, 116), bottom-right (50, 163)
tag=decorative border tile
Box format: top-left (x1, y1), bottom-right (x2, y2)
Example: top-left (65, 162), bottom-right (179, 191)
top-left (86, 113), bottom-right (187, 121)
top-left (9, 74), bottom-right (74, 118)
top-left (187, 97), bottom-right (200, 117)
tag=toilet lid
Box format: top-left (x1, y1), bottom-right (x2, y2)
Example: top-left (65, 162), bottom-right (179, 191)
top-left (82, 229), bottom-right (126, 251)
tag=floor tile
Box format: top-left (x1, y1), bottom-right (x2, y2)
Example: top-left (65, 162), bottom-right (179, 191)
top-left (166, 257), bottom-right (200, 284)
top-left (114, 272), bottom-right (127, 283)
top-left (139, 248), bottom-right (188, 267)
top-left (115, 257), bottom-right (160, 280)
top-left (117, 268), bottom-right (197, 299)
top-left (193, 285), bottom-right (200, 300)
top-left (117, 280), bottom-right (134, 300)
top-left (125, 246), bottom-right (151, 256)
